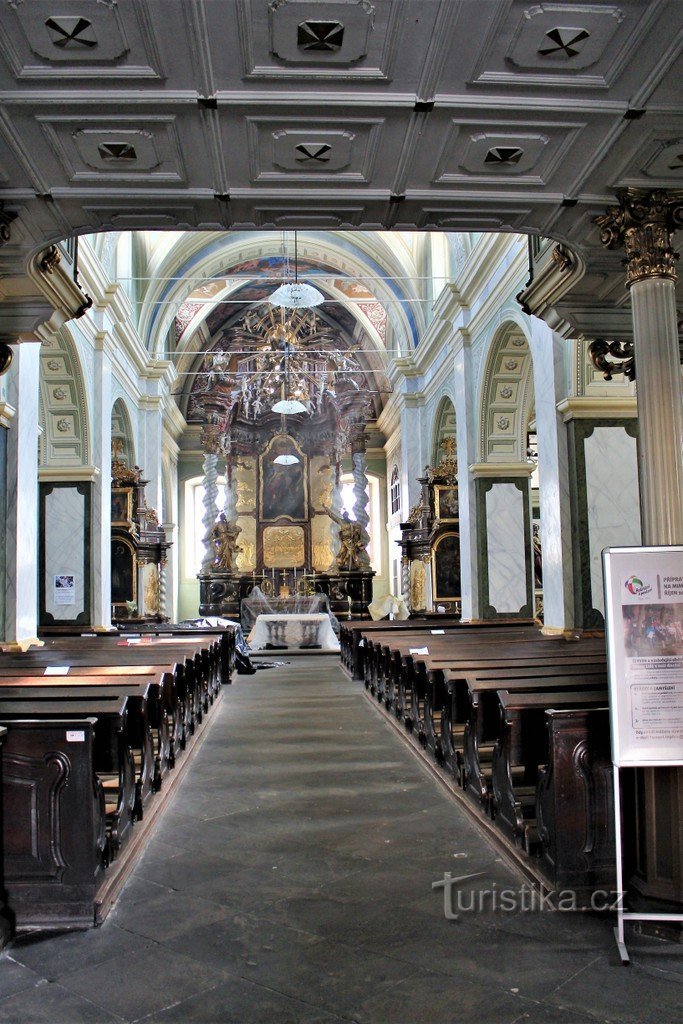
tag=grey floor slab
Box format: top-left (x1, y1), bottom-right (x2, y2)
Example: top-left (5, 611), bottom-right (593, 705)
top-left (1, 655), bottom-right (680, 1024)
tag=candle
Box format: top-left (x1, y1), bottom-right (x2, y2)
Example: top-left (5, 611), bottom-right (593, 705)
top-left (272, 567), bottom-right (275, 580)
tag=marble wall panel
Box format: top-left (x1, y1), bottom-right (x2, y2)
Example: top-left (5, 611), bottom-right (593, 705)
top-left (485, 482), bottom-right (527, 613)
top-left (584, 426), bottom-right (641, 617)
top-left (44, 486), bottom-right (86, 621)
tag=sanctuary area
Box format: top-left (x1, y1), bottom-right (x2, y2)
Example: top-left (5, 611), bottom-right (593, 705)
top-left (0, 2), bottom-right (681, 1021)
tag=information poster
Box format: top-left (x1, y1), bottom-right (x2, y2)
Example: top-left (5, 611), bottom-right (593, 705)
top-left (53, 574), bottom-right (76, 606)
top-left (603, 547), bottom-right (683, 767)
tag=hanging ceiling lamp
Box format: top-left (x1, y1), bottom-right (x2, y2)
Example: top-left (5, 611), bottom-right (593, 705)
top-left (269, 230), bottom-right (324, 309)
top-left (272, 422), bottom-right (300, 465)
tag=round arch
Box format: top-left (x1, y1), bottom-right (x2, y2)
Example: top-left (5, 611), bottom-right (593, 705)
top-left (111, 397), bottom-right (136, 469)
top-left (430, 394), bottom-right (457, 466)
top-left (479, 320), bottom-right (534, 464)
top-left (38, 327), bottom-right (90, 469)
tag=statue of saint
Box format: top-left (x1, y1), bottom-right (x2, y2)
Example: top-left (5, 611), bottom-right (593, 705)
top-left (323, 505), bottom-right (368, 572)
top-left (210, 513), bottom-right (242, 572)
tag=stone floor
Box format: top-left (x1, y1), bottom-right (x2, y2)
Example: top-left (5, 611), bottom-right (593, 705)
top-left (1, 655), bottom-right (681, 1024)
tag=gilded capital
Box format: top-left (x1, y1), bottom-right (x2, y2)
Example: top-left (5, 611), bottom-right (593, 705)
top-left (595, 189), bottom-right (683, 287)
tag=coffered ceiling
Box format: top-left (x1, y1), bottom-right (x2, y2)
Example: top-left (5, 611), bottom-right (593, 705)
top-left (0, 0), bottom-right (681, 323)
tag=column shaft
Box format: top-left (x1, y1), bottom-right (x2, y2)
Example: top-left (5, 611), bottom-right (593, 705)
top-left (630, 276), bottom-right (683, 544)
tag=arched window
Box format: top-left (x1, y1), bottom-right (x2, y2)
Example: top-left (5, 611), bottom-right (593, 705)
top-left (390, 465), bottom-right (401, 516)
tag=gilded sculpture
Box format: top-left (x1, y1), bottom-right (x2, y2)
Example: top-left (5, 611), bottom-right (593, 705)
top-left (210, 513), bottom-right (242, 571)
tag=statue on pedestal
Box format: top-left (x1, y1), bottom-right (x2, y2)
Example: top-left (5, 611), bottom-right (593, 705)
top-left (210, 513), bottom-right (242, 572)
top-left (323, 505), bottom-right (368, 572)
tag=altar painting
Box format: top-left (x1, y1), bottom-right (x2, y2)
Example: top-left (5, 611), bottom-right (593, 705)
top-left (260, 435), bottom-right (308, 522)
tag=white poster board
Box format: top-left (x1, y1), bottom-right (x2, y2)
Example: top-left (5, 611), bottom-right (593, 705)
top-left (602, 546), bottom-right (683, 768)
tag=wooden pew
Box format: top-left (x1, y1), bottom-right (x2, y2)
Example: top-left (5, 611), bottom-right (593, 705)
top-left (0, 696), bottom-right (134, 862)
top-left (2, 645), bottom-right (203, 748)
top-left (457, 668), bottom-right (606, 803)
top-left (118, 624), bottom-right (236, 684)
top-left (490, 688), bottom-right (607, 846)
top-left (1, 717), bottom-right (107, 930)
top-left (0, 678), bottom-right (157, 817)
top-left (535, 707), bottom-right (615, 896)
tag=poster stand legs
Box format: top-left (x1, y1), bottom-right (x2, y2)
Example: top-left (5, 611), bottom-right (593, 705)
top-left (613, 764), bottom-right (683, 965)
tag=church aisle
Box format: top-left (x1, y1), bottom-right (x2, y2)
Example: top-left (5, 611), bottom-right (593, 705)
top-left (1, 656), bottom-right (680, 1024)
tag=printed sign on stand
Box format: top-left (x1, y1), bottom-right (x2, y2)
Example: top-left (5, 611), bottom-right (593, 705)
top-left (602, 546), bottom-right (683, 963)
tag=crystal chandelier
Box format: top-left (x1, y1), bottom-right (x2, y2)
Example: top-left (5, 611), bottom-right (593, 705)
top-left (268, 231), bottom-right (324, 309)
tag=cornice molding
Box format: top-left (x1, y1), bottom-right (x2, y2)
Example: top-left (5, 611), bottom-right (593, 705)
top-left (557, 396), bottom-right (638, 421)
top-left (0, 399), bottom-right (16, 428)
top-left (38, 466), bottom-right (100, 483)
top-left (469, 461), bottom-right (535, 479)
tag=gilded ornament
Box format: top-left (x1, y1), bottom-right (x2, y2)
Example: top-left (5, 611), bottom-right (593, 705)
top-left (550, 245), bottom-right (572, 273)
top-left (40, 245), bottom-right (62, 275)
top-left (595, 188), bottom-right (683, 286)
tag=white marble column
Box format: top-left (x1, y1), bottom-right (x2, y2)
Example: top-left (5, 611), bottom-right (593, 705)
top-left (201, 450), bottom-right (219, 572)
top-left (453, 334), bottom-right (480, 620)
top-left (351, 432), bottom-right (371, 568)
top-left (597, 188), bottom-right (683, 911)
top-left (4, 342), bottom-right (41, 648)
top-left (597, 189), bottom-right (683, 545)
top-left (529, 317), bottom-right (574, 632)
top-left (91, 339), bottom-right (113, 629)
top-left (630, 276), bottom-right (683, 543)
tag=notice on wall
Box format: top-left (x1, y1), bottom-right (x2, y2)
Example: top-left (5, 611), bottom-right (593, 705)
top-left (603, 547), bottom-right (683, 767)
top-left (53, 574), bottom-right (76, 606)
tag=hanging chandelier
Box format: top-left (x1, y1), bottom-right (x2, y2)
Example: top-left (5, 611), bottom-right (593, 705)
top-left (194, 305), bottom-right (366, 423)
top-left (268, 230), bottom-right (324, 309)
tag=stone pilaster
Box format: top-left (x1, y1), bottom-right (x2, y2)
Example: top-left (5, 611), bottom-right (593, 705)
top-left (3, 342), bottom-right (41, 648)
top-left (91, 338), bottom-right (113, 630)
top-left (529, 317), bottom-right (574, 633)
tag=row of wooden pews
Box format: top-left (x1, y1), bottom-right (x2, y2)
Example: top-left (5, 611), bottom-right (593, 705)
top-left (0, 627), bottom-right (235, 935)
top-left (340, 618), bottom-right (615, 898)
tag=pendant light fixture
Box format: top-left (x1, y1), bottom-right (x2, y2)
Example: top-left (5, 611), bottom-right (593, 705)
top-left (269, 231), bottom-right (324, 309)
top-left (272, 418), bottom-right (301, 466)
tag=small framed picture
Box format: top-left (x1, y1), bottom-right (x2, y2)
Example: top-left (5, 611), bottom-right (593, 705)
top-left (111, 488), bottom-right (132, 525)
top-left (434, 485), bottom-right (458, 522)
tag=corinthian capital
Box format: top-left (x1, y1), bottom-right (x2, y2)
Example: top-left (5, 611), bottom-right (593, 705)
top-left (595, 189), bottom-right (683, 287)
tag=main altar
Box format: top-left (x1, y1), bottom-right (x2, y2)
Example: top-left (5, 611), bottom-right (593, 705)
top-left (189, 300), bottom-right (377, 624)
